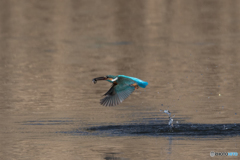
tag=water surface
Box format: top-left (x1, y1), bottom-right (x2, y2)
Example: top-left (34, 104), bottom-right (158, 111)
top-left (0, 0), bottom-right (240, 159)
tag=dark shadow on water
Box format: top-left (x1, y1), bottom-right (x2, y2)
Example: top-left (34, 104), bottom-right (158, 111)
top-left (65, 123), bottom-right (240, 137)
top-left (23, 120), bottom-right (240, 137)
top-left (104, 153), bottom-right (129, 160)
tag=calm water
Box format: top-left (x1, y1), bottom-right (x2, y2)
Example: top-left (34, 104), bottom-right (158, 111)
top-left (0, 0), bottom-right (240, 159)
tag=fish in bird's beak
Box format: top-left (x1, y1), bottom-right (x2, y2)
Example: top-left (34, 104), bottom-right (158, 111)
top-left (92, 76), bottom-right (107, 84)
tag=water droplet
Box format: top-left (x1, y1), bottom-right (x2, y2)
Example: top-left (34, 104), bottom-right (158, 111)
top-left (235, 113), bottom-right (237, 115)
top-left (161, 104), bottom-right (163, 106)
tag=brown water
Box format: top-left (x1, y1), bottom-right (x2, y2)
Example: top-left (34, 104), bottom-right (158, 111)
top-left (0, 0), bottom-right (240, 159)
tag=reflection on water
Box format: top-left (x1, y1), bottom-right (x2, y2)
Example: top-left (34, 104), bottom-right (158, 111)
top-left (0, 0), bottom-right (240, 159)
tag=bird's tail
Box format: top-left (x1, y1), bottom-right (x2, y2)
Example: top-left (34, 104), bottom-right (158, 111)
top-left (140, 81), bottom-right (148, 88)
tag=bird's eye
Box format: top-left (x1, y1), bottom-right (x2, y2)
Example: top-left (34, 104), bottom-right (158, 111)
top-left (106, 76), bottom-right (109, 78)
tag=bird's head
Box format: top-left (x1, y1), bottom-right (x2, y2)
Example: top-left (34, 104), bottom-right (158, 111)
top-left (106, 75), bottom-right (118, 83)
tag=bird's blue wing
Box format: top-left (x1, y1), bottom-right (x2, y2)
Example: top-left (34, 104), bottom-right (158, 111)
top-left (100, 77), bottom-right (135, 106)
top-left (118, 75), bottom-right (148, 88)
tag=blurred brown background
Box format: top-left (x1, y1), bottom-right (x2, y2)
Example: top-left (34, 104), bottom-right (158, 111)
top-left (0, 0), bottom-right (239, 159)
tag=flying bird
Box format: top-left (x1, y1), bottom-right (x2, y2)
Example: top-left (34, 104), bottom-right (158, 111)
top-left (92, 75), bottom-right (148, 106)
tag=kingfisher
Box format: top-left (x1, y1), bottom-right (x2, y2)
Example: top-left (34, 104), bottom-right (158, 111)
top-left (92, 75), bottom-right (148, 106)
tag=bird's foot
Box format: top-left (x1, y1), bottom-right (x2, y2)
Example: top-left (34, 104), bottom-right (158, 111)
top-left (131, 83), bottom-right (139, 89)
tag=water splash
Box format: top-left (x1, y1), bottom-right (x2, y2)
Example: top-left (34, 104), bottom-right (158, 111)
top-left (159, 110), bottom-right (175, 127)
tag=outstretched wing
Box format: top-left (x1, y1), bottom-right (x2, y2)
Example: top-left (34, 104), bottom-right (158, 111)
top-left (100, 77), bottom-right (136, 106)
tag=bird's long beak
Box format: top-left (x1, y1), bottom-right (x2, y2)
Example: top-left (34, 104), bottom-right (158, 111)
top-left (92, 76), bottom-right (107, 84)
